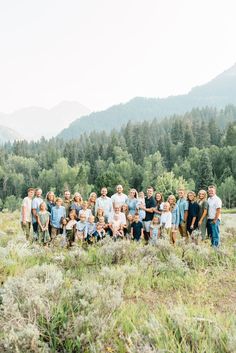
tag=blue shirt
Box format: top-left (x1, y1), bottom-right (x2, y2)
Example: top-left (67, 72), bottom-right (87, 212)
top-left (177, 198), bottom-right (189, 223)
top-left (85, 222), bottom-right (96, 238)
top-left (171, 204), bottom-right (180, 227)
top-left (76, 221), bottom-right (87, 232)
top-left (127, 198), bottom-right (138, 215)
top-left (32, 197), bottom-right (43, 223)
top-left (50, 205), bottom-right (66, 228)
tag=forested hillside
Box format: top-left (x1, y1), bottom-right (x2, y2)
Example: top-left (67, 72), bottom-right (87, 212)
top-left (1, 106), bottom-right (236, 209)
top-left (58, 63), bottom-right (236, 139)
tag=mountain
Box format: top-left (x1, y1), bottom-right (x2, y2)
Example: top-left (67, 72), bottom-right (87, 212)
top-left (0, 101), bottom-right (90, 141)
top-left (58, 63), bottom-right (236, 140)
top-left (0, 125), bottom-right (22, 144)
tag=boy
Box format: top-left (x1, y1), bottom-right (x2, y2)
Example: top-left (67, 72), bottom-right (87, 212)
top-left (75, 212), bottom-right (87, 242)
top-left (131, 214), bottom-right (144, 241)
top-left (50, 198), bottom-right (66, 243)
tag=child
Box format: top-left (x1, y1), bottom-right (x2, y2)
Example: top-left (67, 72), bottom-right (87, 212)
top-left (75, 213), bottom-right (87, 242)
top-left (50, 198), bottom-right (66, 243)
top-left (160, 202), bottom-right (172, 238)
top-left (85, 215), bottom-right (96, 243)
top-left (110, 214), bottom-right (124, 239)
top-left (137, 191), bottom-right (146, 221)
top-left (78, 201), bottom-right (92, 221)
top-left (93, 222), bottom-right (106, 242)
top-left (95, 207), bottom-right (105, 223)
top-left (37, 202), bottom-right (50, 245)
top-left (65, 210), bottom-right (77, 246)
top-left (97, 215), bottom-right (109, 232)
top-left (121, 204), bottom-right (129, 218)
top-left (150, 216), bottom-right (161, 244)
top-left (131, 214), bottom-right (143, 241)
top-left (123, 213), bottom-right (133, 238)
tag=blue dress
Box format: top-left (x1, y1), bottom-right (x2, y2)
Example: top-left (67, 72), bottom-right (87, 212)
top-left (127, 198), bottom-right (138, 215)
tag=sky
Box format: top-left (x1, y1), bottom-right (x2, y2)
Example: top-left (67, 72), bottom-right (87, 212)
top-left (0, 0), bottom-right (236, 114)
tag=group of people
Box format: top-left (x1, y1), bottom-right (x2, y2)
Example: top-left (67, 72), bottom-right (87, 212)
top-left (20, 184), bottom-right (222, 248)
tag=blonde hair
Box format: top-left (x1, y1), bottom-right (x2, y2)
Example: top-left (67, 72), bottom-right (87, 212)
top-left (187, 191), bottom-right (196, 202)
top-left (73, 192), bottom-right (83, 203)
top-left (167, 194), bottom-right (176, 211)
top-left (197, 189), bottom-right (207, 202)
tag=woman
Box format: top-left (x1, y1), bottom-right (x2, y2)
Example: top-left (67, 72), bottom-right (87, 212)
top-left (197, 190), bottom-right (208, 240)
top-left (70, 192), bottom-right (83, 218)
top-left (88, 192), bottom-right (97, 216)
top-left (153, 192), bottom-right (164, 217)
top-left (167, 194), bottom-right (179, 245)
top-left (126, 189), bottom-right (138, 216)
top-left (186, 191), bottom-right (199, 236)
top-left (45, 191), bottom-right (56, 214)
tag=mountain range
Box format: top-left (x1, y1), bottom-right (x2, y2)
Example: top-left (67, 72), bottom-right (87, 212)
top-left (58, 63), bottom-right (236, 140)
top-left (0, 101), bottom-right (90, 142)
top-left (1, 63), bottom-right (236, 143)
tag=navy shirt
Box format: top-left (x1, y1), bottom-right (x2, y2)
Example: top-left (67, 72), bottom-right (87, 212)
top-left (144, 196), bottom-right (156, 222)
top-left (131, 221), bottom-right (143, 240)
top-left (187, 202), bottom-right (199, 232)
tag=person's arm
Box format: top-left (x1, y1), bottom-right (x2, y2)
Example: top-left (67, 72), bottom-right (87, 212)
top-left (45, 213), bottom-right (50, 229)
top-left (37, 214), bottom-right (43, 230)
top-left (130, 226), bottom-right (134, 239)
top-left (213, 208), bottom-right (221, 223)
top-left (22, 202), bottom-right (27, 225)
top-left (199, 209), bottom-right (207, 225)
top-left (141, 227), bottom-right (144, 239)
top-left (150, 227), bottom-right (153, 238)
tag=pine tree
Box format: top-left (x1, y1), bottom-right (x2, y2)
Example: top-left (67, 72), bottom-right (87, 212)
top-left (196, 150), bottom-right (214, 191)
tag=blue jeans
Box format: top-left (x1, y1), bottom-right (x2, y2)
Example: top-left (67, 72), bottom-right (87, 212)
top-left (207, 219), bottom-right (220, 247)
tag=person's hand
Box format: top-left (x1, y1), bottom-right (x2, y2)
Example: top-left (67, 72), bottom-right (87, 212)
top-left (212, 219), bottom-right (217, 224)
top-left (198, 220), bottom-right (202, 226)
top-left (190, 225), bottom-right (194, 229)
top-left (22, 221), bottom-right (26, 226)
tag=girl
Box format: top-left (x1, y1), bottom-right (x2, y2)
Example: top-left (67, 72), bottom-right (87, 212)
top-left (121, 204), bottom-right (129, 219)
top-left (95, 207), bottom-right (105, 223)
top-left (79, 201), bottom-right (92, 221)
top-left (150, 215), bottom-right (161, 244)
top-left (153, 192), bottom-right (164, 217)
top-left (87, 192), bottom-right (97, 216)
top-left (197, 190), bottom-right (208, 240)
top-left (123, 213), bottom-right (133, 238)
top-left (160, 202), bottom-right (172, 238)
top-left (65, 210), bottom-right (77, 246)
top-left (110, 214), bottom-right (124, 239)
top-left (187, 191), bottom-right (199, 237)
top-left (37, 202), bottom-right (50, 245)
top-left (137, 191), bottom-right (146, 221)
top-left (127, 188), bottom-right (138, 216)
top-left (45, 191), bottom-right (56, 214)
top-left (167, 195), bottom-right (180, 245)
top-left (70, 192), bottom-right (83, 218)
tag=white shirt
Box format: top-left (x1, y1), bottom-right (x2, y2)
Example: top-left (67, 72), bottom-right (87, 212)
top-left (21, 197), bottom-right (32, 222)
top-left (108, 212), bottom-right (126, 225)
top-left (160, 212), bottom-right (172, 229)
top-left (111, 193), bottom-right (128, 208)
top-left (79, 209), bottom-right (92, 221)
top-left (207, 195), bottom-right (222, 220)
top-left (95, 196), bottom-right (113, 217)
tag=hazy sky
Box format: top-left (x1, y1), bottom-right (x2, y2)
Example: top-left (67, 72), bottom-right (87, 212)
top-left (0, 0), bottom-right (236, 113)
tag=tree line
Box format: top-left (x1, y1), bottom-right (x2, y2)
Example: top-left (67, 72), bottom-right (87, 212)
top-left (0, 106), bottom-right (236, 210)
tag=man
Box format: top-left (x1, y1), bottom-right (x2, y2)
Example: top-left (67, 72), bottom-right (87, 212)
top-left (207, 185), bottom-right (222, 247)
top-left (140, 186), bottom-right (156, 241)
top-left (32, 188), bottom-right (43, 239)
top-left (21, 188), bottom-right (35, 240)
top-left (63, 190), bottom-right (72, 217)
top-left (111, 185), bottom-right (128, 209)
top-left (95, 187), bottom-right (113, 222)
top-left (177, 188), bottom-right (189, 239)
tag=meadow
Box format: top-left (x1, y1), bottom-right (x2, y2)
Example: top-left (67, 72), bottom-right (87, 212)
top-left (0, 212), bottom-right (236, 353)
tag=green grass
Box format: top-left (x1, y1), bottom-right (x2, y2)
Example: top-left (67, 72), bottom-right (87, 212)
top-left (0, 211), bottom-right (236, 352)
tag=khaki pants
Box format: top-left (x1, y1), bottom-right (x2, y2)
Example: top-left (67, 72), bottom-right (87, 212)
top-left (179, 221), bottom-right (188, 238)
top-left (21, 222), bottom-right (31, 240)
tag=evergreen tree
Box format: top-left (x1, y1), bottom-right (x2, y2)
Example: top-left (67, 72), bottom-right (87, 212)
top-left (195, 150), bottom-right (214, 191)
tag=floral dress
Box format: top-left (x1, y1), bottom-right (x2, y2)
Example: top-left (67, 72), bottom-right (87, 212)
top-left (38, 211), bottom-right (50, 244)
